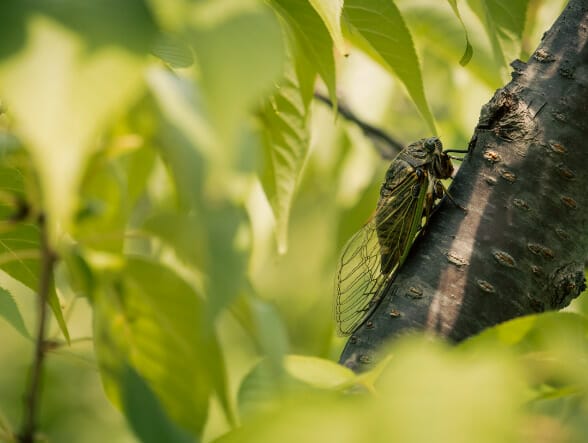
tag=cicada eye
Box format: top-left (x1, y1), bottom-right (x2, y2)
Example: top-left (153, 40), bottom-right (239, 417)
top-left (424, 137), bottom-right (437, 153)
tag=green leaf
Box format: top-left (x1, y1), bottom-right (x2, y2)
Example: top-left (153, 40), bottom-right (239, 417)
top-left (460, 312), bottom-right (588, 391)
top-left (94, 257), bottom-right (228, 437)
top-left (0, 150), bottom-right (69, 341)
top-left (259, 67), bottom-right (310, 253)
top-left (238, 354), bottom-right (354, 419)
top-left (121, 365), bottom-right (194, 443)
top-left (270, 0), bottom-right (337, 106)
top-left (151, 33), bottom-right (194, 69)
top-left (76, 144), bottom-right (156, 252)
top-left (445, 0), bottom-right (473, 66)
top-left (466, 0), bottom-right (529, 68)
top-left (0, 0), bottom-right (157, 242)
top-left (284, 355), bottom-right (355, 389)
top-left (224, 337), bottom-right (525, 443)
top-left (0, 286), bottom-right (30, 339)
top-left (308, 0), bottom-right (347, 56)
top-left (402, 6), bottom-right (502, 89)
top-left (189, 3), bottom-right (286, 146)
top-left (343, 0), bottom-right (436, 134)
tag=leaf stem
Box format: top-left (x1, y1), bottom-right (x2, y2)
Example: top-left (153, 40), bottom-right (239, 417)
top-left (18, 216), bottom-right (56, 443)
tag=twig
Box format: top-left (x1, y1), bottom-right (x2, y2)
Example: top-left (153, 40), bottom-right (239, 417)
top-left (18, 216), bottom-right (56, 443)
top-left (313, 92), bottom-right (405, 159)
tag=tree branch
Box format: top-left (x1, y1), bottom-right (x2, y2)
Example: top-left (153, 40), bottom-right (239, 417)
top-left (340, 0), bottom-right (588, 371)
top-left (18, 215), bottom-right (56, 443)
top-left (313, 92), bottom-right (404, 159)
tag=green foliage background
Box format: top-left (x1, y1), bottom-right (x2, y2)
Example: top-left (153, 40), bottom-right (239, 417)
top-left (0, 0), bottom-right (586, 442)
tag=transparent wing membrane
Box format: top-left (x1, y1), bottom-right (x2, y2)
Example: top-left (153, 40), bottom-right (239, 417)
top-left (334, 168), bottom-right (428, 336)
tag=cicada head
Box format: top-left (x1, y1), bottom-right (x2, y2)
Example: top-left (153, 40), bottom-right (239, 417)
top-left (424, 137), bottom-right (454, 180)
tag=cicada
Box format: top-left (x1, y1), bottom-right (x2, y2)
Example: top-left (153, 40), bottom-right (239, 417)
top-left (334, 137), bottom-right (463, 336)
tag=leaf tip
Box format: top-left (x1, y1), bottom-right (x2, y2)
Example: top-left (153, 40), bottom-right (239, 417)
top-left (459, 42), bottom-right (474, 67)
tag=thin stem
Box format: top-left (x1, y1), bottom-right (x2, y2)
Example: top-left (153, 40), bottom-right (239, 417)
top-left (18, 217), bottom-right (56, 443)
top-left (313, 92), bottom-right (405, 159)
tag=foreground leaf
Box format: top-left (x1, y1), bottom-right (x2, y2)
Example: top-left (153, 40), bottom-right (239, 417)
top-left (94, 257), bottom-right (228, 437)
top-left (189, 2), bottom-right (285, 147)
top-left (343, 0), bottom-right (436, 133)
top-left (121, 365), bottom-right (194, 443)
top-left (308, 0), bottom-right (347, 56)
top-left (0, 0), bottom-right (157, 241)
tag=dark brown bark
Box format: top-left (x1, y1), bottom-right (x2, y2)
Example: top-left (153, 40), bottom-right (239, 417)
top-left (340, 0), bottom-right (588, 371)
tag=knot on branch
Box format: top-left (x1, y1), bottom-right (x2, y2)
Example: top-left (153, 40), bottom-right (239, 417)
top-left (549, 262), bottom-right (586, 308)
top-left (476, 89), bottom-right (539, 142)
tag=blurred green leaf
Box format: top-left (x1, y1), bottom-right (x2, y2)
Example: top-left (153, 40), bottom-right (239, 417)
top-left (259, 67), bottom-right (310, 253)
top-left (284, 355), bottom-right (355, 389)
top-left (0, 0), bottom-right (157, 241)
top-left (466, 0), bottom-right (529, 68)
top-left (343, 0), bottom-right (436, 134)
top-left (445, 0), bottom-right (473, 65)
top-left (308, 0), bottom-right (347, 56)
top-left (226, 337), bottom-right (525, 443)
top-left (152, 33), bottom-right (194, 68)
top-left (238, 354), bottom-right (352, 420)
top-left (0, 286), bottom-right (30, 339)
top-left (76, 144), bottom-right (155, 252)
top-left (403, 6), bottom-right (502, 89)
top-left (121, 365), bottom-right (194, 443)
top-left (373, 338), bottom-right (524, 443)
top-left (94, 257), bottom-right (227, 437)
top-left (250, 296), bottom-right (290, 366)
top-left (460, 312), bottom-right (588, 388)
top-left (148, 67), bottom-right (250, 318)
top-left (189, 3), bottom-right (285, 146)
top-left (143, 212), bottom-right (204, 266)
top-left (270, 0), bottom-right (337, 106)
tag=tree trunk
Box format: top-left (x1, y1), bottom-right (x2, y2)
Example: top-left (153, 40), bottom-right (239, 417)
top-left (340, 0), bottom-right (588, 371)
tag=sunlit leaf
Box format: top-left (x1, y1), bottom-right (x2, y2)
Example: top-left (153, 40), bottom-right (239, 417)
top-left (270, 0), bottom-right (337, 106)
top-left (284, 355), bottom-right (355, 389)
top-left (466, 0), bottom-right (529, 68)
top-left (0, 0), bottom-right (157, 242)
top-left (343, 0), bottom-right (436, 134)
top-left (308, 0), bottom-right (348, 56)
top-left (0, 286), bottom-right (30, 339)
top-left (225, 337), bottom-right (525, 443)
top-left (461, 312), bottom-right (588, 386)
top-left (402, 6), bottom-right (502, 89)
top-left (259, 67), bottom-right (310, 253)
top-left (445, 0), bottom-right (473, 65)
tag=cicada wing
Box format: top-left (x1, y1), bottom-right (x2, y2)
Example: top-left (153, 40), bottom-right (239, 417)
top-left (334, 167), bottom-right (429, 337)
top-left (334, 220), bottom-right (387, 336)
top-left (375, 168), bottom-right (429, 273)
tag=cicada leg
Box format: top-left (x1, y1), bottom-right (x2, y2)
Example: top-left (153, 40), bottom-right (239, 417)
top-left (439, 181), bottom-right (467, 212)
